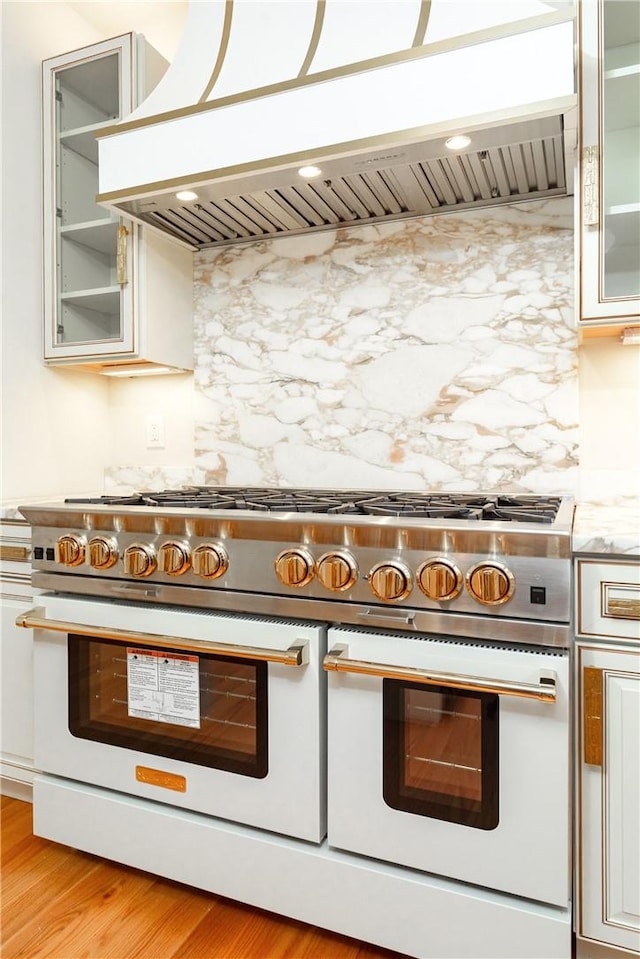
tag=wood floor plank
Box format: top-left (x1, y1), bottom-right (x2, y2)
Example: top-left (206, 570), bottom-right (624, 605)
top-left (0, 798), bottom-right (410, 959)
top-left (92, 876), bottom-right (215, 959)
top-left (2, 857), bottom-right (157, 957)
top-left (1, 845), bottom-right (101, 942)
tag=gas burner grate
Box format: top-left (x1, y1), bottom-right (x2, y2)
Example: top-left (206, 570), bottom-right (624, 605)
top-left (64, 488), bottom-right (563, 524)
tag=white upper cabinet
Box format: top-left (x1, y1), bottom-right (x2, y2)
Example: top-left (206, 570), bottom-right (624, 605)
top-left (43, 34), bottom-right (193, 374)
top-left (579, 0), bottom-right (640, 333)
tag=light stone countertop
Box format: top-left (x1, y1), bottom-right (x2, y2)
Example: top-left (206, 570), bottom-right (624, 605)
top-left (572, 499), bottom-right (640, 558)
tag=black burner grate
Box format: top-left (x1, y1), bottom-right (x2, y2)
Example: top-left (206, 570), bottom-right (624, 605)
top-left (65, 488), bottom-right (563, 524)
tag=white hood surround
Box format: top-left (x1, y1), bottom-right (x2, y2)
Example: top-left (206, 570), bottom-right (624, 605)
top-left (97, 1), bottom-right (577, 250)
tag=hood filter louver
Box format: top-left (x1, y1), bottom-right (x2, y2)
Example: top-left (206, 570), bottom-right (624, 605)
top-left (137, 128), bottom-right (565, 251)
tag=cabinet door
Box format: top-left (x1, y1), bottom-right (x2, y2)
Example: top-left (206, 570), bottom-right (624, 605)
top-left (578, 643), bottom-right (640, 954)
top-left (579, 0), bottom-right (640, 327)
top-left (43, 35), bottom-right (136, 361)
top-left (1, 523), bottom-right (36, 798)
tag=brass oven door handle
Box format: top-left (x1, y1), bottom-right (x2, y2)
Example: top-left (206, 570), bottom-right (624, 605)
top-left (16, 607), bottom-right (308, 666)
top-left (323, 644), bottom-right (557, 702)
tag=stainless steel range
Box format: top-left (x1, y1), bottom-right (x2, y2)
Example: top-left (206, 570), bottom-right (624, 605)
top-left (24, 488), bottom-right (573, 641)
top-left (18, 488), bottom-right (575, 959)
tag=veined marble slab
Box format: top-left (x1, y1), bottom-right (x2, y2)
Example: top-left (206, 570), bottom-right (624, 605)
top-left (573, 500), bottom-right (640, 557)
top-left (193, 197), bottom-right (578, 493)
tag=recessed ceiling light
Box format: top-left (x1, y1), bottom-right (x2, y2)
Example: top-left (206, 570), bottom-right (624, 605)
top-left (445, 135), bottom-right (471, 151)
top-left (298, 165), bottom-right (322, 178)
top-left (176, 190), bottom-right (198, 201)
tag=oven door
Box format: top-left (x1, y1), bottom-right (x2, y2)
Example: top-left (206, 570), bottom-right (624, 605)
top-left (26, 594), bottom-right (326, 842)
top-left (325, 626), bottom-right (570, 907)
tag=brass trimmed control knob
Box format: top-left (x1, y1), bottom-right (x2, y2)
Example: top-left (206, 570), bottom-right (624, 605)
top-left (158, 541), bottom-right (191, 577)
top-left (417, 558), bottom-right (463, 602)
top-left (368, 561), bottom-right (412, 602)
top-left (55, 534), bottom-right (86, 567)
top-left (466, 562), bottom-right (515, 606)
top-left (123, 543), bottom-right (157, 578)
top-left (87, 536), bottom-right (118, 570)
top-left (274, 548), bottom-right (315, 588)
top-left (317, 551), bottom-right (358, 592)
top-left (192, 543), bottom-right (229, 580)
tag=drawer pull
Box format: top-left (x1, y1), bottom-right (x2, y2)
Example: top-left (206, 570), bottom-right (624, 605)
top-left (605, 597), bottom-right (640, 621)
top-left (583, 666), bottom-right (603, 767)
top-left (0, 545), bottom-right (30, 563)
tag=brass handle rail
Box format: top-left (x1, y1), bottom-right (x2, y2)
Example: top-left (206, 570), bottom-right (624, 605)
top-left (323, 645), bottom-right (557, 702)
top-left (16, 607), bottom-right (307, 666)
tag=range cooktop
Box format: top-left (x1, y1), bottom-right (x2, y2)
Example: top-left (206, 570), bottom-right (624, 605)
top-left (64, 487), bottom-right (564, 524)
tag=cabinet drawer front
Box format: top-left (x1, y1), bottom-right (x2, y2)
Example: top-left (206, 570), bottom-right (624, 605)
top-left (577, 560), bottom-right (640, 642)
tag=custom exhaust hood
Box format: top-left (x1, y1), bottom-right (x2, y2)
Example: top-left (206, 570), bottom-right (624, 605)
top-left (96, 1), bottom-right (578, 251)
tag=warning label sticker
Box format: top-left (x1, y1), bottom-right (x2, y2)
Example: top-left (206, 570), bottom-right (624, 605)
top-left (126, 648), bottom-right (200, 728)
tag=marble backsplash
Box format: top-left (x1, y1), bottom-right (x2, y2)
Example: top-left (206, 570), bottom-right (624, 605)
top-left (188, 196), bottom-right (578, 493)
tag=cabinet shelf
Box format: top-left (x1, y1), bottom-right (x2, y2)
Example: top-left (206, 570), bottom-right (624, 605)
top-left (60, 219), bottom-right (118, 255)
top-left (604, 68), bottom-right (640, 132)
top-left (59, 122), bottom-right (106, 164)
top-left (60, 287), bottom-right (120, 313)
top-left (604, 61), bottom-right (640, 81)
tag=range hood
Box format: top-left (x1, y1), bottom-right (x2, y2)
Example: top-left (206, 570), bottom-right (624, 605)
top-left (97, 1), bottom-right (578, 251)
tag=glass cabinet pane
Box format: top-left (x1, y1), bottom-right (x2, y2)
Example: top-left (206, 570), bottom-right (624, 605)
top-left (601, 1), bottom-right (640, 300)
top-left (68, 636), bottom-right (269, 778)
top-left (383, 681), bottom-right (499, 830)
top-left (53, 52), bottom-right (122, 345)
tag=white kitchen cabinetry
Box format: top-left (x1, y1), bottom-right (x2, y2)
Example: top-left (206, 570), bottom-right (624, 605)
top-left (0, 522), bottom-right (37, 800)
top-left (579, 0), bottom-right (640, 335)
top-left (575, 558), bottom-right (640, 957)
top-left (43, 35), bottom-right (193, 374)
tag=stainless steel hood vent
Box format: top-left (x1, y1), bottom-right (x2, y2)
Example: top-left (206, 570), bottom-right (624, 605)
top-left (97, 2), bottom-right (577, 251)
top-left (131, 117), bottom-right (567, 249)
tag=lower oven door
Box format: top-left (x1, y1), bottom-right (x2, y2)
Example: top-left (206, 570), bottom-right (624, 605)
top-left (27, 594), bottom-right (326, 842)
top-left (325, 626), bottom-right (570, 907)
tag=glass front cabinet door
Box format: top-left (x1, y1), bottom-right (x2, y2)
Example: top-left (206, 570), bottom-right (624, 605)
top-left (42, 35), bottom-right (193, 374)
top-left (579, 0), bottom-right (640, 333)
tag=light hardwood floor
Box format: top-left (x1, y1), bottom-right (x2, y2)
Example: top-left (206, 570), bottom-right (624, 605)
top-left (0, 797), bottom-right (409, 959)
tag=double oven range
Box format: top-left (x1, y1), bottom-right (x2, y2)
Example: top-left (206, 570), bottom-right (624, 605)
top-left (19, 488), bottom-right (575, 959)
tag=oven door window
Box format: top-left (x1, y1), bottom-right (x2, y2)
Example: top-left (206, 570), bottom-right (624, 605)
top-left (68, 636), bottom-right (268, 778)
top-left (383, 680), bottom-right (499, 830)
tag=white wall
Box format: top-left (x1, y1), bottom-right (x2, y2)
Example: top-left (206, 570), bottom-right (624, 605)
top-left (0, 1), bottom-right (192, 504)
top-left (1, 1), bottom-right (112, 502)
top-left (578, 337), bottom-right (640, 499)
